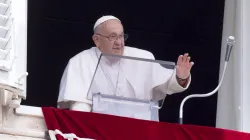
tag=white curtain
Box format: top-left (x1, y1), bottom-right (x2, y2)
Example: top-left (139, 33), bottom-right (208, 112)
top-left (216, 0), bottom-right (250, 133)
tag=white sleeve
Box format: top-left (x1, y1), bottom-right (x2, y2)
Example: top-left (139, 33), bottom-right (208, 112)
top-left (152, 70), bottom-right (191, 100)
top-left (57, 55), bottom-right (93, 109)
top-left (167, 70), bottom-right (191, 94)
top-left (70, 102), bottom-right (91, 112)
top-left (149, 52), bottom-right (191, 100)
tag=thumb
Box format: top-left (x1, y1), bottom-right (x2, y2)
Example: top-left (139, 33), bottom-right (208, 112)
top-left (176, 65), bottom-right (180, 69)
top-left (189, 62), bottom-right (194, 70)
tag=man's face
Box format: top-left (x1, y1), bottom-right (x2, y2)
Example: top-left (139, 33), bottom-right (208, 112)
top-left (93, 19), bottom-right (125, 55)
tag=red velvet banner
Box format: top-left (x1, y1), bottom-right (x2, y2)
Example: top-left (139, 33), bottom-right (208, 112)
top-left (42, 107), bottom-right (250, 140)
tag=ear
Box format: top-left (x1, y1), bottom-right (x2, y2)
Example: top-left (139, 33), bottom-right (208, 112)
top-left (92, 34), bottom-right (100, 47)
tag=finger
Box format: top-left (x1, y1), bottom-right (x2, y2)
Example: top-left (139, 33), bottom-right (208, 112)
top-left (188, 62), bottom-right (194, 70)
top-left (177, 55), bottom-right (183, 65)
top-left (186, 56), bottom-right (191, 66)
top-left (183, 53), bottom-right (189, 62)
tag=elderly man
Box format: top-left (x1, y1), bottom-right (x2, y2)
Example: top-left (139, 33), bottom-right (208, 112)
top-left (57, 15), bottom-right (194, 112)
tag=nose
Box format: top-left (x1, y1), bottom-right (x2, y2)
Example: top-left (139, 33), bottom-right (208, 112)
top-left (114, 37), bottom-right (122, 46)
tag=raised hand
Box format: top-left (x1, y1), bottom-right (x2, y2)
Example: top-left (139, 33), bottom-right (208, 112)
top-left (176, 53), bottom-right (194, 80)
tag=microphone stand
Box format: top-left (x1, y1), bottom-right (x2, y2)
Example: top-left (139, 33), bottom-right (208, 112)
top-left (179, 36), bottom-right (235, 124)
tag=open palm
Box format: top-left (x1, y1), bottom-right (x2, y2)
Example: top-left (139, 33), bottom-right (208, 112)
top-left (176, 53), bottom-right (194, 79)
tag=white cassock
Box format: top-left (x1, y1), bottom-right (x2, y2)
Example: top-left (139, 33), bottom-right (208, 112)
top-left (58, 46), bottom-right (191, 111)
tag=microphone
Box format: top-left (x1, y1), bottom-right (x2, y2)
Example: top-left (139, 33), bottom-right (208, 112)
top-left (225, 36), bottom-right (235, 62)
top-left (178, 36), bottom-right (235, 124)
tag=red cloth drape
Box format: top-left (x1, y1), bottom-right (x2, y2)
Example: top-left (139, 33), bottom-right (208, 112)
top-left (42, 107), bottom-right (250, 140)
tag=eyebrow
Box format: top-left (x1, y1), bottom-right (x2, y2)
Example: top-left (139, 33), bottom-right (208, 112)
top-left (109, 32), bottom-right (124, 35)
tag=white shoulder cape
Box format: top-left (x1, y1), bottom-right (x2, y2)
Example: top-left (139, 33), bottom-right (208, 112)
top-left (58, 46), bottom-right (191, 108)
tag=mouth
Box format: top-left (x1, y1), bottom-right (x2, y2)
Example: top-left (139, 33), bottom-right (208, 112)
top-left (112, 48), bottom-right (121, 51)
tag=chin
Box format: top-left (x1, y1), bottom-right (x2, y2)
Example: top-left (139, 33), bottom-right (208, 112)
top-left (112, 50), bottom-right (123, 55)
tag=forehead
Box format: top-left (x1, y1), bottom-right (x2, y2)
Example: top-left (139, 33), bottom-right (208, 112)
top-left (103, 20), bottom-right (123, 34)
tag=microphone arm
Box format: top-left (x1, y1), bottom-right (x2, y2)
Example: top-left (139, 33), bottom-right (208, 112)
top-left (179, 36), bottom-right (235, 124)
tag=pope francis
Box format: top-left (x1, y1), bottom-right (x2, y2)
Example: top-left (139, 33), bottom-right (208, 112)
top-left (57, 15), bottom-right (194, 112)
